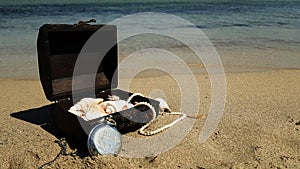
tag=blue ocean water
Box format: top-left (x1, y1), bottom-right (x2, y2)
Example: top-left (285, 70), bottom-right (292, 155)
top-left (0, 0), bottom-right (299, 78)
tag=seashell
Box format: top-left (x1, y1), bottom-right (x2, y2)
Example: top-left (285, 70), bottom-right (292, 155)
top-left (83, 105), bottom-right (107, 121)
top-left (68, 98), bottom-right (104, 119)
top-left (105, 105), bottom-right (116, 114)
top-left (100, 100), bottom-right (134, 114)
top-left (69, 98), bottom-right (104, 113)
top-left (107, 95), bottom-right (120, 101)
top-left (154, 98), bottom-right (171, 112)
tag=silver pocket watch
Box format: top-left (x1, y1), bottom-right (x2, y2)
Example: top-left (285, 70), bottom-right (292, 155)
top-left (87, 117), bottom-right (122, 156)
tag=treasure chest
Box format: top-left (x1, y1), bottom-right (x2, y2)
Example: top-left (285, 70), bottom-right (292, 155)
top-left (37, 23), bottom-right (159, 155)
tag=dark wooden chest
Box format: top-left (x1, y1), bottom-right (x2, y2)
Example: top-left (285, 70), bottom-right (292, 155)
top-left (37, 24), bottom-right (159, 144)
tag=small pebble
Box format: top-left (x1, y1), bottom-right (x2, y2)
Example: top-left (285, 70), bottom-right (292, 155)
top-left (197, 167), bottom-right (205, 169)
top-left (287, 116), bottom-right (293, 123)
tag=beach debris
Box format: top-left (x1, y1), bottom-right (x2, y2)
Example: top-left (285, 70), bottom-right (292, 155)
top-left (287, 116), bottom-right (294, 123)
top-left (196, 166), bottom-right (206, 169)
top-left (0, 140), bottom-right (7, 145)
top-left (145, 155), bottom-right (158, 163)
top-left (295, 121), bottom-right (300, 125)
top-left (250, 145), bottom-right (261, 151)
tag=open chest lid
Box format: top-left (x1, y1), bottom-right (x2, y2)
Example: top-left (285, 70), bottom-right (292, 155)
top-left (37, 24), bottom-right (118, 101)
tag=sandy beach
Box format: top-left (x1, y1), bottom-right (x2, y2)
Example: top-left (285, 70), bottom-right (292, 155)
top-left (0, 68), bottom-right (299, 169)
top-left (1, 1), bottom-right (300, 168)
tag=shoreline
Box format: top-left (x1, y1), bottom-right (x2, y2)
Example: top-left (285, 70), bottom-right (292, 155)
top-left (2, 65), bottom-right (298, 81)
top-left (1, 36), bottom-right (300, 80)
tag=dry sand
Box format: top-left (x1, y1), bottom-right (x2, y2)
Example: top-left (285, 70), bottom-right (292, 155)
top-left (0, 69), bottom-right (300, 169)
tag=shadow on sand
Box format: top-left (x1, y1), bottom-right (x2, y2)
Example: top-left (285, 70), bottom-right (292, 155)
top-left (10, 104), bottom-right (89, 157)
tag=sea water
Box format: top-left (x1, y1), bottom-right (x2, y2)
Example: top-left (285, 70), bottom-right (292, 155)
top-left (0, 0), bottom-right (299, 79)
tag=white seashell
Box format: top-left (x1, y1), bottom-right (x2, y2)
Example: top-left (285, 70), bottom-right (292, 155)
top-left (68, 98), bottom-right (104, 120)
top-left (94, 98), bottom-right (104, 104)
top-left (155, 98), bottom-right (171, 112)
top-left (105, 105), bottom-right (115, 114)
top-left (100, 100), bottom-right (134, 114)
top-left (69, 98), bottom-right (104, 113)
top-left (84, 105), bottom-right (107, 121)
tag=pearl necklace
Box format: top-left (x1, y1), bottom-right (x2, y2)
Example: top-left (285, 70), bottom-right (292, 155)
top-left (128, 93), bottom-right (187, 136)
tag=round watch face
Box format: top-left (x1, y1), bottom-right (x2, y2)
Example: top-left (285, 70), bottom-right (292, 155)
top-left (87, 124), bottom-right (122, 156)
